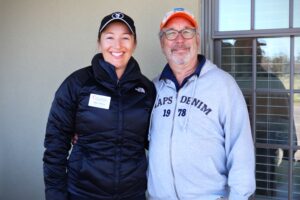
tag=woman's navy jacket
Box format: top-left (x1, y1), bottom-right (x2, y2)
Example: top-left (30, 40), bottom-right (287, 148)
top-left (43, 53), bottom-right (156, 200)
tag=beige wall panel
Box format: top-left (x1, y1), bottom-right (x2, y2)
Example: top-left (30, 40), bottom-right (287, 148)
top-left (0, 1), bottom-right (199, 199)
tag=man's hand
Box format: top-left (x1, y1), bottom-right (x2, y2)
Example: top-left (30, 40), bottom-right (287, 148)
top-left (275, 148), bottom-right (284, 166)
top-left (294, 150), bottom-right (300, 162)
top-left (72, 134), bottom-right (78, 145)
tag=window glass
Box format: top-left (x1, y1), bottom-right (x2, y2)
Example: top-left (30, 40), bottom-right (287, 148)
top-left (256, 92), bottom-right (290, 145)
top-left (255, 0), bottom-right (289, 29)
top-left (256, 147), bottom-right (289, 198)
top-left (294, 162), bottom-right (300, 199)
top-left (220, 39), bottom-right (252, 89)
top-left (219, 39), bottom-right (253, 124)
top-left (256, 38), bottom-right (290, 90)
top-left (219, 0), bottom-right (250, 31)
top-left (294, 94), bottom-right (300, 148)
top-left (295, 37), bottom-right (300, 89)
top-left (293, 96), bottom-right (300, 198)
top-left (295, 0), bottom-right (300, 27)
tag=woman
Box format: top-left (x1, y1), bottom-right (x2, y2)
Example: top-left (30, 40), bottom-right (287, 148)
top-left (43, 12), bottom-right (156, 200)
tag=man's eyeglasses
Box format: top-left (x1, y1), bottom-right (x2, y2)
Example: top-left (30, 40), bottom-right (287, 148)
top-left (161, 28), bottom-right (197, 40)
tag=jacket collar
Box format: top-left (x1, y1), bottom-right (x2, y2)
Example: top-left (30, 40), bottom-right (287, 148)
top-left (91, 53), bottom-right (142, 91)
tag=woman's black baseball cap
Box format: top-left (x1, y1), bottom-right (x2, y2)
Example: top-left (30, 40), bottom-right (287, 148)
top-left (99, 11), bottom-right (136, 35)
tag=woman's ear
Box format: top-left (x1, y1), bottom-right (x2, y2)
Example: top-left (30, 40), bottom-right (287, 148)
top-left (97, 40), bottom-right (101, 52)
top-left (133, 41), bottom-right (137, 51)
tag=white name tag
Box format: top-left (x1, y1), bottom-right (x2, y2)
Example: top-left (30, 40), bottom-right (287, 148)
top-left (88, 94), bottom-right (111, 109)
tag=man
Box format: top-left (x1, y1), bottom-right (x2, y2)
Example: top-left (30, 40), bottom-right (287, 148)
top-left (147, 8), bottom-right (256, 200)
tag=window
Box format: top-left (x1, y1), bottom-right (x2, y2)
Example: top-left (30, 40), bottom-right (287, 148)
top-left (294, 0), bottom-right (300, 27)
top-left (255, 0), bottom-right (289, 29)
top-left (219, 0), bottom-right (251, 31)
top-left (203, 0), bottom-right (300, 199)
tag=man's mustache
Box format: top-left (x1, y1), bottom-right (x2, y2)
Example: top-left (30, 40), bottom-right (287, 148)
top-left (171, 44), bottom-right (189, 52)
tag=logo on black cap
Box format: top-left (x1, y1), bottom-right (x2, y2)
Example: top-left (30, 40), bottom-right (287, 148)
top-left (112, 12), bottom-right (124, 19)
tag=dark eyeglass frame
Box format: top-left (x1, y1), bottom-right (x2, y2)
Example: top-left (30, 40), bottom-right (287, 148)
top-left (160, 28), bottom-right (197, 40)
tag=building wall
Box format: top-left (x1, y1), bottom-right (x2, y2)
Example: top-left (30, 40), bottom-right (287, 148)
top-left (0, 0), bottom-right (200, 199)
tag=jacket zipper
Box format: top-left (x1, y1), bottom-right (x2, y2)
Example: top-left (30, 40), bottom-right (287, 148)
top-left (170, 91), bottom-right (180, 200)
top-left (115, 83), bottom-right (122, 198)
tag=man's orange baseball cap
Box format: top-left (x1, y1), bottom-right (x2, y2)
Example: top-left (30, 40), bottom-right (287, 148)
top-left (160, 8), bottom-right (198, 30)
